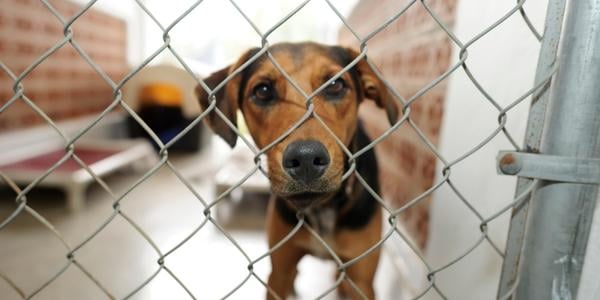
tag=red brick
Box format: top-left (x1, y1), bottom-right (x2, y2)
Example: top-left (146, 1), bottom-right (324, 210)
top-left (15, 17), bottom-right (33, 31)
top-left (43, 22), bottom-right (61, 35)
top-left (15, 42), bottom-right (35, 55)
top-left (421, 155), bottom-right (436, 186)
top-left (15, 0), bottom-right (33, 6)
top-left (398, 140), bottom-right (417, 173)
top-left (0, 92), bottom-right (11, 103)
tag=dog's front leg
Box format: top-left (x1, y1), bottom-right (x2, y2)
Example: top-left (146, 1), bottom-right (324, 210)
top-left (266, 199), bottom-right (305, 300)
top-left (338, 248), bottom-right (380, 300)
top-left (336, 208), bottom-right (383, 300)
top-left (266, 242), bottom-right (304, 300)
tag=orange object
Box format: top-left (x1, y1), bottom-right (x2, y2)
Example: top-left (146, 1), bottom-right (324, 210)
top-left (139, 83), bottom-right (183, 107)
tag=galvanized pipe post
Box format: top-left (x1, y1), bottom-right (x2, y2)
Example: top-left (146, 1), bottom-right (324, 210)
top-left (502, 0), bottom-right (600, 299)
top-left (497, 0), bottom-right (566, 296)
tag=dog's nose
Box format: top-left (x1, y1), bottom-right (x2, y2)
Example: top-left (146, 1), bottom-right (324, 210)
top-left (282, 140), bottom-right (330, 184)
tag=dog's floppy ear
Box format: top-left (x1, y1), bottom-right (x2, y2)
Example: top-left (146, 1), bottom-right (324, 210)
top-left (195, 49), bottom-right (258, 147)
top-left (345, 48), bottom-right (399, 126)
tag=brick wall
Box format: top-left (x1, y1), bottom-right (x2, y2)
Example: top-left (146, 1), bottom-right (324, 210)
top-left (338, 0), bottom-right (457, 248)
top-left (0, 0), bottom-right (128, 132)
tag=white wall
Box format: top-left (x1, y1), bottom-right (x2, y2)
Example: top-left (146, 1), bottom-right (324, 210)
top-left (425, 1), bottom-right (548, 299)
top-left (75, 0), bottom-right (357, 74)
top-left (139, 0), bottom-right (357, 74)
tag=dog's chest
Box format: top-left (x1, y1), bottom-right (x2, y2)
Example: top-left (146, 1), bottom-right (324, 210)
top-left (302, 208), bottom-right (338, 259)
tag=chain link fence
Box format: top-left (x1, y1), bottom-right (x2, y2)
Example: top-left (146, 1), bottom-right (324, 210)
top-left (0, 0), bottom-right (569, 299)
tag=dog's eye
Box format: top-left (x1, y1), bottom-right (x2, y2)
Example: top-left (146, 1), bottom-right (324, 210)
top-left (323, 78), bottom-right (347, 99)
top-left (252, 83), bottom-right (275, 105)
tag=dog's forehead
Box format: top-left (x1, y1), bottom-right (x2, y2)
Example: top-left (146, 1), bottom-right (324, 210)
top-left (272, 42), bottom-right (349, 66)
top-left (248, 43), bottom-right (351, 76)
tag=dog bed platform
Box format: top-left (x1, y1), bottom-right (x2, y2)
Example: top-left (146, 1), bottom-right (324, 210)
top-left (0, 139), bottom-right (158, 212)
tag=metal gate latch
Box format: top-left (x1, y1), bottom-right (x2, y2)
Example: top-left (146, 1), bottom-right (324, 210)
top-left (497, 151), bottom-right (600, 184)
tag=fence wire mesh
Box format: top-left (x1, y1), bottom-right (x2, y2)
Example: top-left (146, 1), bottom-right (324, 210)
top-left (0, 0), bottom-right (556, 299)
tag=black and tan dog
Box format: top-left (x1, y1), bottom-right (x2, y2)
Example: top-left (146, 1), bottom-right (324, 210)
top-left (195, 42), bottom-right (398, 300)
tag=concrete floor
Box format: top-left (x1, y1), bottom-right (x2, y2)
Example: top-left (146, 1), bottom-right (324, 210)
top-left (0, 146), bottom-right (421, 300)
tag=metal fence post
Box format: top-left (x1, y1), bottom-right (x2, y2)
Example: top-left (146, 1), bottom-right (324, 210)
top-left (497, 0), bottom-right (566, 297)
top-left (500, 0), bottom-right (600, 299)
